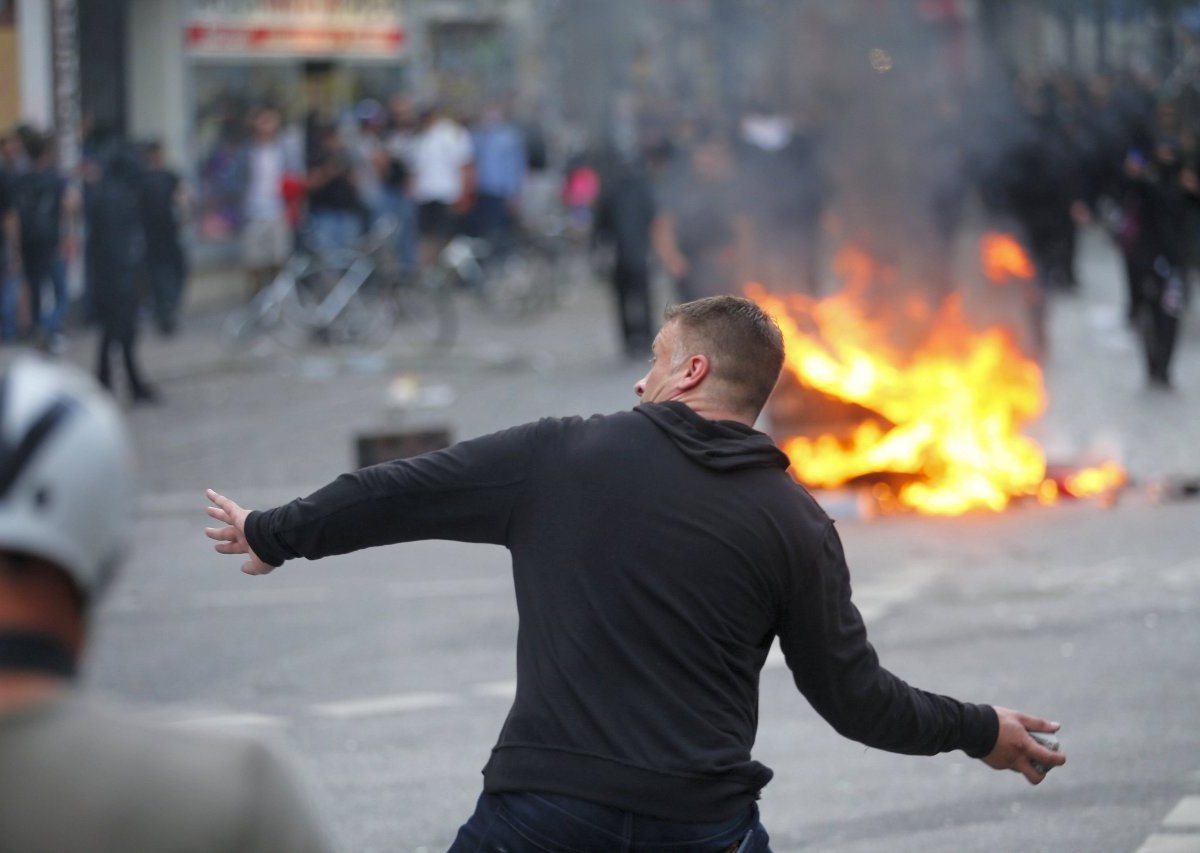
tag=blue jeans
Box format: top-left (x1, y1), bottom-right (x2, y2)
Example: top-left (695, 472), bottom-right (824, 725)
top-left (1, 271), bottom-right (19, 340)
top-left (380, 189), bottom-right (418, 275)
top-left (307, 210), bottom-right (361, 256)
top-left (449, 791), bottom-right (771, 853)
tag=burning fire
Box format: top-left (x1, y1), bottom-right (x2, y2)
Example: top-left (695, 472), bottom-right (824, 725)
top-left (747, 236), bottom-right (1125, 516)
top-left (981, 232), bottom-right (1035, 283)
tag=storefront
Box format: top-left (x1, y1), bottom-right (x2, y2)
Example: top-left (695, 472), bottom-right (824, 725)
top-left (124, 0), bottom-right (409, 259)
top-left (186, 1), bottom-right (409, 245)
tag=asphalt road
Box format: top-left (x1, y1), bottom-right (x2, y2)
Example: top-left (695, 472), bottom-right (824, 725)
top-left (68, 227), bottom-right (1200, 852)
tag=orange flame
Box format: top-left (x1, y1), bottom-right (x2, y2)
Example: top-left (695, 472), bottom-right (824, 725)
top-left (747, 237), bottom-right (1124, 516)
top-left (1063, 461), bottom-right (1128, 498)
top-left (981, 233), bottom-right (1035, 282)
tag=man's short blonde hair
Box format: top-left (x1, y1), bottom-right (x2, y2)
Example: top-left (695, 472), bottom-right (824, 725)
top-left (664, 296), bottom-right (785, 416)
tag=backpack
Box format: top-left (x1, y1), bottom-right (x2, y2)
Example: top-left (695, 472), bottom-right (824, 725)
top-left (16, 170), bottom-right (63, 248)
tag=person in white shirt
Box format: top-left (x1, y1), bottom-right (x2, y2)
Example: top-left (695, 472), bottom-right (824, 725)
top-left (410, 103), bottom-right (474, 264)
top-left (241, 108), bottom-right (295, 296)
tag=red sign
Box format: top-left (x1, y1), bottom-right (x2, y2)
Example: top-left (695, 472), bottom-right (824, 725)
top-left (186, 18), bottom-right (405, 57)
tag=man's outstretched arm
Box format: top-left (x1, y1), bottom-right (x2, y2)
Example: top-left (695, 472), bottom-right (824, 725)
top-left (781, 523), bottom-right (1066, 785)
top-left (203, 419), bottom-right (545, 572)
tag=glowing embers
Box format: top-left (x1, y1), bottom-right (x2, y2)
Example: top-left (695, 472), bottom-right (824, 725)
top-left (748, 238), bottom-right (1124, 516)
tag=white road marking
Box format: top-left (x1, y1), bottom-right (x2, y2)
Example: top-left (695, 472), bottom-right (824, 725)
top-left (171, 713), bottom-right (288, 730)
top-left (471, 680), bottom-right (517, 699)
top-left (310, 692), bottom-right (461, 719)
top-left (1162, 797), bottom-right (1200, 829)
top-left (1135, 782), bottom-right (1200, 852)
top-left (764, 560), bottom-right (945, 670)
top-left (1134, 835), bottom-right (1200, 853)
top-left (192, 587), bottom-right (329, 608)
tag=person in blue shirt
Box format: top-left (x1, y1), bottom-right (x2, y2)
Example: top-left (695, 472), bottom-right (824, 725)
top-left (469, 105), bottom-right (526, 249)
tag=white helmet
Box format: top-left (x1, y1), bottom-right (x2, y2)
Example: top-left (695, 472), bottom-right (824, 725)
top-left (0, 356), bottom-right (136, 601)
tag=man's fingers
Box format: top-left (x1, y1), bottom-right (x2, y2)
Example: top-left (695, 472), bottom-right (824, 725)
top-left (215, 541), bottom-right (248, 555)
top-left (206, 505), bottom-right (230, 523)
top-left (242, 560), bottom-right (275, 576)
top-left (1020, 760), bottom-right (1048, 785)
top-left (1031, 743), bottom-right (1066, 771)
top-left (1018, 713), bottom-right (1061, 733)
top-left (204, 526), bottom-right (238, 542)
top-left (205, 488), bottom-right (242, 518)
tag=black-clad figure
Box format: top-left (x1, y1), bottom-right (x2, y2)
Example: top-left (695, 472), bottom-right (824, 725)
top-left (737, 107), bottom-right (828, 296)
top-left (1114, 149), bottom-right (1185, 389)
top-left (87, 143), bottom-right (159, 402)
top-left (139, 141), bottom-right (187, 336)
top-left (594, 155), bottom-right (657, 357)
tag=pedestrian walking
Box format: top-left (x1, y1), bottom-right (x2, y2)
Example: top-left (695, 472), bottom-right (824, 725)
top-left (12, 131), bottom-right (69, 353)
top-left (1114, 149), bottom-right (1186, 388)
top-left (86, 142), bottom-right (158, 403)
top-left (0, 357), bottom-right (334, 853)
top-left (139, 140), bottom-right (188, 337)
top-left (594, 151), bottom-right (657, 357)
top-left (205, 295), bottom-right (1065, 851)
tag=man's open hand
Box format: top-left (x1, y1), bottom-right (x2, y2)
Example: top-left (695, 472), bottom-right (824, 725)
top-left (204, 489), bottom-right (276, 575)
top-left (983, 706), bottom-right (1066, 784)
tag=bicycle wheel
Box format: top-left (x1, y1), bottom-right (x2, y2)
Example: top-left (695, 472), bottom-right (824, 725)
top-left (221, 287), bottom-right (285, 351)
top-left (271, 261), bottom-right (342, 350)
top-left (478, 251), bottom-right (552, 322)
top-left (327, 279), bottom-right (397, 351)
top-left (393, 269), bottom-right (457, 351)
top-left (220, 304), bottom-right (265, 351)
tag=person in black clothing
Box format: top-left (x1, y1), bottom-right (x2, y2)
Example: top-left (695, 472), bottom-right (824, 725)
top-left (139, 141), bottom-right (188, 337)
top-left (306, 126), bottom-right (362, 255)
top-left (594, 152), bottom-right (657, 358)
top-left (0, 156), bottom-right (19, 341)
top-left (736, 105), bottom-right (828, 296)
top-left (1115, 149), bottom-right (1186, 388)
top-left (204, 296), bottom-right (1064, 851)
top-left (87, 141), bottom-right (159, 403)
top-left (652, 128), bottom-right (751, 302)
top-left (12, 132), bottom-right (68, 350)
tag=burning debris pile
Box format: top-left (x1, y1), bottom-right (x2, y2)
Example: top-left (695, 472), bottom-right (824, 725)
top-left (748, 238), bottom-right (1127, 517)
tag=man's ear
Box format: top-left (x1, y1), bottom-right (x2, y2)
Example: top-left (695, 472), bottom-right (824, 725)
top-left (677, 354), bottom-right (710, 391)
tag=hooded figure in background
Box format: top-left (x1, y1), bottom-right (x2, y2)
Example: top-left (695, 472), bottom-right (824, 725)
top-left (86, 141), bottom-right (159, 403)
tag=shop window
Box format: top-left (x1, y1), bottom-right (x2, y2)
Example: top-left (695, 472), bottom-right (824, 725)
top-left (189, 60), bottom-right (404, 244)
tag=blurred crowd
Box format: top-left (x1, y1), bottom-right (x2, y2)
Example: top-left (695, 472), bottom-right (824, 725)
top-left (975, 67), bottom-right (1197, 386)
top-left (0, 126), bottom-right (185, 401)
top-left (590, 64), bottom-right (1200, 385)
top-left (2, 64), bottom-right (1198, 396)
top-left (201, 96), bottom-right (544, 298)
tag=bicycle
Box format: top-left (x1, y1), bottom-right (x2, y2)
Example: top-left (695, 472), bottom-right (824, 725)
top-left (425, 226), bottom-right (570, 323)
top-left (221, 217), bottom-right (456, 353)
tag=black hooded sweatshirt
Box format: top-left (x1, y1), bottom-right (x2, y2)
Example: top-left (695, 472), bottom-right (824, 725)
top-left (245, 402), bottom-right (998, 821)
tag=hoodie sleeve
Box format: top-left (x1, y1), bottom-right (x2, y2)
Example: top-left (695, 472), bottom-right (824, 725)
top-left (244, 420), bottom-right (545, 567)
top-left (777, 522), bottom-right (998, 759)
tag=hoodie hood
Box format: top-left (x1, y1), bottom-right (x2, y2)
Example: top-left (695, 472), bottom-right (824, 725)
top-left (635, 401), bottom-right (790, 472)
